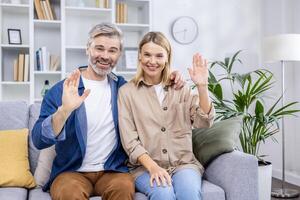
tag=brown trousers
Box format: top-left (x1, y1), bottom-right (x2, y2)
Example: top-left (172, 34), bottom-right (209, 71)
top-left (50, 171), bottom-right (135, 200)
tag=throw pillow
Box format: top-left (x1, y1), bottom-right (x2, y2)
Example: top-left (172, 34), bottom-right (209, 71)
top-left (34, 145), bottom-right (56, 187)
top-left (192, 117), bottom-right (242, 167)
top-left (0, 128), bottom-right (36, 188)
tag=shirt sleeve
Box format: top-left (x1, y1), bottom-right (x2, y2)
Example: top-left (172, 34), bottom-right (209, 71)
top-left (186, 87), bottom-right (215, 128)
top-left (118, 87), bottom-right (148, 165)
top-left (31, 83), bottom-right (67, 150)
top-left (41, 115), bottom-right (66, 143)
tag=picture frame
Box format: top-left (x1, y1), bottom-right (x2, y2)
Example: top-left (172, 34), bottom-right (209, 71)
top-left (7, 29), bottom-right (22, 45)
top-left (116, 47), bottom-right (138, 72)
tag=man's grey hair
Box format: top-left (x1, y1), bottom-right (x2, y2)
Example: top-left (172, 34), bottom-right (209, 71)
top-left (87, 23), bottom-right (123, 50)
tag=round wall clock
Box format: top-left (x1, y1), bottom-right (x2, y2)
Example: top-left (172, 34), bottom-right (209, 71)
top-left (171, 16), bottom-right (199, 45)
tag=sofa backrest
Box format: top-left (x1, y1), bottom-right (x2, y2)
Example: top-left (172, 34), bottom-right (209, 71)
top-left (0, 101), bottom-right (42, 174)
top-left (0, 101), bottom-right (29, 130)
top-left (28, 103), bottom-right (42, 174)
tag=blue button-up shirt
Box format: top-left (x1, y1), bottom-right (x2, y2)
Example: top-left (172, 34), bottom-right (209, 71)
top-left (31, 68), bottom-right (128, 191)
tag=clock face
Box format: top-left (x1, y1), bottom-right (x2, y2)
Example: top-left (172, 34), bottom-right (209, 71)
top-left (171, 16), bottom-right (199, 45)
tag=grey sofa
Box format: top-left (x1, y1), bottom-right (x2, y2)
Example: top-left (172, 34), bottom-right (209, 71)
top-left (0, 101), bottom-right (259, 200)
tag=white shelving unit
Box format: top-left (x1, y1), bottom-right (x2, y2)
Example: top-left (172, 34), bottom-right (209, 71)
top-left (0, 0), bottom-right (151, 103)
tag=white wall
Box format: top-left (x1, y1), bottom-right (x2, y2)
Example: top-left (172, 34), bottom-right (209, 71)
top-left (152, 0), bottom-right (261, 78)
top-left (152, 0), bottom-right (300, 185)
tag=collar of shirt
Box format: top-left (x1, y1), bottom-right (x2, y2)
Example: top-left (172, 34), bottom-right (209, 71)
top-left (136, 76), bottom-right (173, 91)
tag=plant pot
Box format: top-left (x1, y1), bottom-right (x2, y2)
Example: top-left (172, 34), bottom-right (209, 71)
top-left (258, 161), bottom-right (272, 200)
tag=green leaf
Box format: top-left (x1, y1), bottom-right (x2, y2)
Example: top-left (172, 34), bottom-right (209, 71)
top-left (255, 100), bottom-right (264, 116)
top-left (214, 83), bottom-right (223, 100)
top-left (208, 70), bottom-right (218, 84)
top-left (228, 50), bottom-right (242, 73)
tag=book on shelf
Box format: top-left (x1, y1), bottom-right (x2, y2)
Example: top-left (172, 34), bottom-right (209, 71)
top-left (36, 49), bottom-right (41, 71)
top-left (34, 0), bottom-right (45, 20)
top-left (123, 3), bottom-right (127, 23)
top-left (104, 0), bottom-right (109, 8)
top-left (14, 53), bottom-right (30, 82)
top-left (116, 2), bottom-right (120, 22)
top-left (17, 54), bottom-right (24, 82)
top-left (96, 0), bottom-right (109, 8)
top-left (116, 2), bottom-right (128, 23)
top-left (36, 47), bottom-right (60, 71)
top-left (13, 59), bottom-right (18, 81)
top-left (23, 54), bottom-right (29, 82)
top-left (96, 0), bottom-right (103, 8)
top-left (40, 0), bottom-right (49, 20)
top-left (45, 0), bottom-right (55, 20)
top-left (34, 0), bottom-right (56, 20)
top-left (50, 55), bottom-right (60, 71)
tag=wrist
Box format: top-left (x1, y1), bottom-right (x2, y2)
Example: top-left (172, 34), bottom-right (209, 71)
top-left (196, 83), bottom-right (208, 90)
top-left (58, 106), bottom-right (72, 119)
top-left (148, 162), bottom-right (159, 172)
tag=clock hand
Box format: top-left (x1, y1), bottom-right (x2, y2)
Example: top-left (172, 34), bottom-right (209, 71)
top-left (183, 29), bottom-right (187, 40)
top-left (174, 29), bottom-right (186, 34)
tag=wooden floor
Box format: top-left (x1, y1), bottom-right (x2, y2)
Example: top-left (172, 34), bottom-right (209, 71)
top-left (272, 178), bottom-right (300, 200)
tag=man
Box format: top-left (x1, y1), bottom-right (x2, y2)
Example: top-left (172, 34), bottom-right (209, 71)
top-left (32, 23), bottom-right (184, 200)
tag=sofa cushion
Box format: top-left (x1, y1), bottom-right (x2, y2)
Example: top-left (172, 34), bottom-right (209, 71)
top-left (28, 188), bottom-right (148, 200)
top-left (0, 128), bottom-right (36, 188)
top-left (202, 180), bottom-right (225, 200)
top-left (192, 117), bottom-right (241, 167)
top-left (0, 101), bottom-right (28, 130)
top-left (34, 146), bottom-right (56, 187)
top-left (0, 187), bottom-right (28, 200)
top-left (29, 103), bottom-right (42, 174)
top-left (28, 182), bottom-right (222, 200)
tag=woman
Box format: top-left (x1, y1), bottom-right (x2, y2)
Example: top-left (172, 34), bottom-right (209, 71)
top-left (118, 32), bottom-right (214, 200)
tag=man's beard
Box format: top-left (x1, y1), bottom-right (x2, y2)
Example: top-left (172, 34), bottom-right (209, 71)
top-left (88, 56), bottom-right (113, 76)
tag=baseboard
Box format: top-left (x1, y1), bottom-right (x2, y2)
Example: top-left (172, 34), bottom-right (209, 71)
top-left (273, 168), bottom-right (300, 186)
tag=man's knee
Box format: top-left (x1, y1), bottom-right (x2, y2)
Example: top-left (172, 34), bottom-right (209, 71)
top-left (50, 173), bottom-right (91, 200)
top-left (107, 174), bottom-right (135, 194)
top-left (51, 189), bottom-right (89, 200)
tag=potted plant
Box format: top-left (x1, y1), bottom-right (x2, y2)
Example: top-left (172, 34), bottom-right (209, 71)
top-left (203, 50), bottom-right (300, 200)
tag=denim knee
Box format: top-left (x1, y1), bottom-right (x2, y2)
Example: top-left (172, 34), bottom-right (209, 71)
top-left (175, 186), bottom-right (202, 200)
top-left (148, 186), bottom-right (176, 200)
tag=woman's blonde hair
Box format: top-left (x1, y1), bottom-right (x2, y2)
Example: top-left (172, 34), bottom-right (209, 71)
top-left (133, 32), bottom-right (172, 86)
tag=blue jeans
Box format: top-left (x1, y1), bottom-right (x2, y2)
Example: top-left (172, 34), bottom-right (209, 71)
top-left (135, 168), bottom-right (202, 200)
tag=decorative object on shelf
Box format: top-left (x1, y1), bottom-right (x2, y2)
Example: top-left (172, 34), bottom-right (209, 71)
top-left (7, 29), bottom-right (22, 45)
top-left (116, 47), bottom-right (138, 72)
top-left (41, 80), bottom-right (50, 97)
top-left (263, 34), bottom-right (300, 199)
top-left (171, 16), bottom-right (199, 45)
top-left (125, 48), bottom-right (138, 70)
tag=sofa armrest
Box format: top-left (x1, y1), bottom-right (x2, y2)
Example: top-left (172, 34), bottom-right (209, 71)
top-left (204, 150), bottom-right (258, 200)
